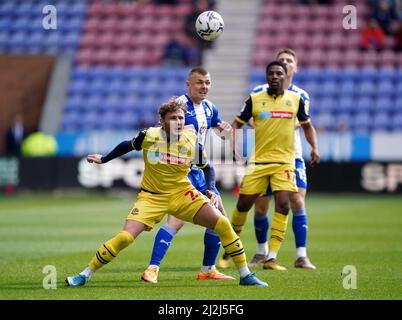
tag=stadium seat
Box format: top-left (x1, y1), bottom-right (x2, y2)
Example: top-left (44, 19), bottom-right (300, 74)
top-left (391, 114), bottom-right (402, 130)
top-left (353, 112), bottom-right (371, 132)
top-left (372, 112), bottom-right (391, 131)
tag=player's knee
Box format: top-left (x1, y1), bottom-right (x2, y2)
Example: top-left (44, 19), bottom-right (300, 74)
top-left (275, 201), bottom-right (290, 215)
top-left (291, 195), bottom-right (305, 211)
top-left (236, 197), bottom-right (254, 212)
top-left (255, 202), bottom-right (269, 217)
top-left (166, 218), bottom-right (185, 232)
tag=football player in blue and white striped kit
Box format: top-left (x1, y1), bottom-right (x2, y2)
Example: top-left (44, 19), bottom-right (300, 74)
top-left (219, 49), bottom-right (318, 271)
top-left (141, 67), bottom-right (235, 283)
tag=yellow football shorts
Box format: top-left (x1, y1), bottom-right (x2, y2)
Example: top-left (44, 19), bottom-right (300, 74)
top-left (240, 163), bottom-right (298, 195)
top-left (126, 186), bottom-right (209, 231)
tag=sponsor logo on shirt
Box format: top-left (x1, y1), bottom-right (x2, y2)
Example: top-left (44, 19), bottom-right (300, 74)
top-left (259, 111), bottom-right (293, 119)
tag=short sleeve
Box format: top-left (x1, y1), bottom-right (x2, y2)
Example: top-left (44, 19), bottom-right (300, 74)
top-left (235, 96), bottom-right (253, 124)
top-left (131, 129), bottom-right (147, 151)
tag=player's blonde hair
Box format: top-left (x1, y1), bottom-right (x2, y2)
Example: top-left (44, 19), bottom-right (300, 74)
top-left (159, 97), bottom-right (187, 119)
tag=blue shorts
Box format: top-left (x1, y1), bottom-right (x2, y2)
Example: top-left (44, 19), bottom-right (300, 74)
top-left (188, 167), bottom-right (208, 195)
top-left (264, 158), bottom-right (307, 196)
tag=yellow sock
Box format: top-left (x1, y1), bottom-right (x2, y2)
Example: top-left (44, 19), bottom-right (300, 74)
top-left (214, 216), bottom-right (247, 268)
top-left (231, 207), bottom-right (249, 235)
top-left (269, 212), bottom-right (289, 257)
top-left (88, 230), bottom-right (134, 271)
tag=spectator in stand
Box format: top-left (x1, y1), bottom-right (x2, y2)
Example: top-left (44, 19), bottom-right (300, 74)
top-left (360, 18), bottom-right (385, 50)
top-left (186, 37), bottom-right (202, 66)
top-left (5, 113), bottom-right (28, 157)
top-left (185, 0), bottom-right (212, 51)
top-left (372, 0), bottom-right (398, 34)
top-left (395, 0), bottom-right (402, 20)
top-left (394, 21), bottom-right (402, 51)
top-left (162, 33), bottom-right (189, 66)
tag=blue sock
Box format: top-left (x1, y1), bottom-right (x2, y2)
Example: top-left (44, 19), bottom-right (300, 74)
top-left (254, 214), bottom-right (269, 244)
top-left (292, 208), bottom-right (308, 248)
top-left (202, 229), bottom-right (221, 267)
top-left (149, 224), bottom-right (176, 267)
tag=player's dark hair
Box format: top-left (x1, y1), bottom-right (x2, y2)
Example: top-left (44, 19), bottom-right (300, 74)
top-left (266, 61), bottom-right (288, 75)
top-left (159, 97), bottom-right (187, 119)
top-left (276, 48), bottom-right (298, 63)
top-left (188, 67), bottom-right (209, 77)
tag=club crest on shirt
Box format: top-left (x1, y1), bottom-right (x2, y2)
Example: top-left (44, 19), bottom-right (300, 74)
top-left (286, 100), bottom-right (292, 107)
top-left (205, 106), bottom-right (212, 117)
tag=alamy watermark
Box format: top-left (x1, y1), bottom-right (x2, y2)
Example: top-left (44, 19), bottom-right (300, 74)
top-left (343, 5), bottom-right (357, 30)
top-left (342, 265), bottom-right (357, 289)
top-left (42, 265), bottom-right (57, 289)
top-left (42, 5), bottom-right (57, 30)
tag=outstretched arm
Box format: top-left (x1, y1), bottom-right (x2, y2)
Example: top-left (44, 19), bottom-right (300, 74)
top-left (301, 122), bottom-right (320, 167)
top-left (87, 140), bottom-right (134, 164)
top-left (87, 130), bottom-right (146, 164)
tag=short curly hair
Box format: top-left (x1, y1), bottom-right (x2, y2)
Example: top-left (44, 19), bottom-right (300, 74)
top-left (158, 97), bottom-right (187, 119)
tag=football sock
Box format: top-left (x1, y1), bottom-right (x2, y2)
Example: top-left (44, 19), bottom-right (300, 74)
top-left (80, 266), bottom-right (93, 278)
top-left (88, 230), bottom-right (134, 271)
top-left (254, 214), bottom-right (269, 255)
top-left (149, 224), bottom-right (177, 267)
top-left (267, 212), bottom-right (289, 260)
top-left (213, 216), bottom-right (247, 272)
top-left (202, 228), bottom-right (221, 268)
top-left (293, 208), bottom-right (308, 258)
top-left (231, 207), bottom-right (249, 235)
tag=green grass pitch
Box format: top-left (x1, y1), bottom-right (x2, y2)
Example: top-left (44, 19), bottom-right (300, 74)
top-left (0, 192), bottom-right (401, 300)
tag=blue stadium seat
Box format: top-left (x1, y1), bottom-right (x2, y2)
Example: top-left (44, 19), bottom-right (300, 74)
top-left (357, 81), bottom-right (376, 98)
top-left (373, 97), bottom-right (393, 113)
top-left (315, 112), bottom-right (334, 131)
top-left (317, 97), bottom-right (336, 113)
top-left (339, 80), bottom-right (355, 96)
top-left (321, 81), bottom-right (338, 97)
top-left (353, 112), bottom-right (371, 132)
top-left (103, 95), bottom-right (124, 112)
top-left (81, 111), bottom-right (101, 130)
top-left (372, 112), bottom-right (391, 131)
top-left (395, 82), bottom-right (402, 97)
top-left (10, 17), bottom-right (30, 32)
top-left (321, 68), bottom-right (339, 82)
top-left (250, 69), bottom-right (265, 83)
top-left (68, 79), bottom-right (88, 96)
top-left (62, 111), bottom-right (82, 131)
top-left (391, 114), bottom-right (402, 131)
top-left (88, 78), bottom-right (109, 95)
top-left (85, 95), bottom-right (106, 113)
top-left (377, 68), bottom-right (396, 82)
top-left (108, 79), bottom-right (126, 96)
top-left (356, 97), bottom-right (374, 113)
top-left (336, 113), bottom-right (352, 131)
top-left (342, 69), bottom-right (359, 82)
top-left (338, 96), bottom-right (355, 114)
top-left (359, 68), bottom-right (378, 82)
top-left (72, 67), bottom-right (91, 81)
top-left (376, 81), bottom-right (394, 97)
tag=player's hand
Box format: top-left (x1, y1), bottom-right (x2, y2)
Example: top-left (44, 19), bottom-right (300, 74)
top-left (205, 190), bottom-right (221, 209)
top-left (87, 154), bottom-right (103, 164)
top-left (309, 148), bottom-right (320, 167)
top-left (216, 121), bottom-right (233, 139)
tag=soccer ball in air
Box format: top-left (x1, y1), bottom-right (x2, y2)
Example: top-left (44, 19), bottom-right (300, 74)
top-left (195, 10), bottom-right (224, 41)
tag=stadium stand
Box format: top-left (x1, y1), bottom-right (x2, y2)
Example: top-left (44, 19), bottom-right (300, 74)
top-left (252, 0), bottom-right (402, 133)
top-left (1, 0), bottom-right (400, 133)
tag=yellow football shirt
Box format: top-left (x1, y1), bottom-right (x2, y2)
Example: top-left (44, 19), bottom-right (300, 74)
top-left (236, 89), bottom-right (310, 165)
top-left (131, 126), bottom-right (206, 194)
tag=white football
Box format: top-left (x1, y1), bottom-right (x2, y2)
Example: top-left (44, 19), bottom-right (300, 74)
top-left (195, 10), bottom-right (224, 41)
